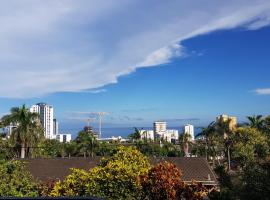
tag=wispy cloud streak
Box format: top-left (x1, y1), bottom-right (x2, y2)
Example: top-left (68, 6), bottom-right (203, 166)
top-left (0, 0), bottom-right (270, 98)
top-left (254, 88), bottom-right (270, 95)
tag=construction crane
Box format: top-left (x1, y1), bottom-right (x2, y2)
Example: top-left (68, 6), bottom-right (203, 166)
top-left (69, 111), bottom-right (109, 138)
top-left (68, 117), bottom-right (96, 127)
top-left (89, 112), bottom-right (109, 139)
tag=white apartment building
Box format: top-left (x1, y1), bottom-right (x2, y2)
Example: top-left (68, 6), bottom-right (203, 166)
top-left (97, 136), bottom-right (127, 143)
top-left (153, 121), bottom-right (167, 138)
top-left (153, 121), bottom-right (179, 143)
top-left (166, 129), bottom-right (179, 140)
top-left (30, 103), bottom-right (54, 139)
top-left (56, 134), bottom-right (72, 143)
top-left (184, 124), bottom-right (195, 141)
top-left (139, 130), bottom-right (154, 141)
top-left (53, 119), bottom-right (59, 135)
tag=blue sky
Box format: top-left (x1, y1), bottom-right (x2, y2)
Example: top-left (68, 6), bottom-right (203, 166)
top-left (0, 1), bottom-right (270, 132)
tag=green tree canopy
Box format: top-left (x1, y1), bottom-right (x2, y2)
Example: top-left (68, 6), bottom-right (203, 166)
top-left (75, 130), bottom-right (97, 157)
top-left (38, 139), bottom-right (63, 158)
top-left (241, 160), bottom-right (270, 200)
top-left (232, 127), bottom-right (269, 165)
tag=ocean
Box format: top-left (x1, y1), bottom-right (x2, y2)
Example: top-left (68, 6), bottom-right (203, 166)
top-left (65, 127), bottom-right (202, 140)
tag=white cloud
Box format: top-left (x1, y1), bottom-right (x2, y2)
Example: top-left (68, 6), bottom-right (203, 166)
top-left (138, 44), bottom-right (183, 67)
top-left (0, 0), bottom-right (270, 98)
top-left (86, 89), bottom-right (107, 94)
top-left (254, 88), bottom-right (270, 95)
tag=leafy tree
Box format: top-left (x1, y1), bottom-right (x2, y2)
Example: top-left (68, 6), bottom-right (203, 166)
top-left (0, 160), bottom-right (39, 197)
top-left (240, 160), bottom-right (270, 200)
top-left (38, 139), bottom-right (63, 158)
top-left (139, 161), bottom-right (207, 200)
top-left (209, 166), bottom-right (237, 200)
top-left (51, 146), bottom-right (151, 199)
top-left (135, 141), bottom-right (180, 157)
top-left (232, 127), bottom-right (269, 166)
top-left (140, 161), bottom-right (182, 200)
top-left (1, 105), bottom-right (44, 158)
top-left (75, 130), bottom-right (97, 157)
top-left (63, 141), bottom-right (77, 158)
top-left (86, 146), bottom-right (151, 199)
top-left (95, 142), bottom-right (117, 156)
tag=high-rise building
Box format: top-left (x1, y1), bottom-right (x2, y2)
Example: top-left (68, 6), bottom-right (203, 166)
top-left (30, 103), bottom-right (54, 139)
top-left (216, 114), bottom-right (237, 130)
top-left (53, 119), bottom-right (59, 135)
top-left (153, 121), bottom-right (166, 138)
top-left (184, 124), bottom-right (195, 141)
top-left (153, 121), bottom-right (178, 143)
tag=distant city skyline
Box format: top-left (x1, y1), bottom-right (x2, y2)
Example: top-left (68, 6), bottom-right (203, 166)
top-left (1, 1), bottom-right (270, 131)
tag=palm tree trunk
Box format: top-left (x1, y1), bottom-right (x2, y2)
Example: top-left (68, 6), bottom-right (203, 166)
top-left (21, 142), bottom-right (26, 159)
top-left (205, 143), bottom-right (208, 160)
top-left (227, 147), bottom-right (231, 171)
top-left (184, 142), bottom-right (189, 157)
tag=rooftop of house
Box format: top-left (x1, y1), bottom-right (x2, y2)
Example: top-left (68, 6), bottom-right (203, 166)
top-left (22, 157), bottom-right (218, 186)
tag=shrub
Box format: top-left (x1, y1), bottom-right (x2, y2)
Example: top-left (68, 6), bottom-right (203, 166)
top-left (140, 161), bottom-right (207, 200)
top-left (37, 179), bottom-right (58, 197)
top-left (51, 146), bottom-right (151, 199)
top-left (140, 161), bottom-right (182, 199)
top-left (0, 160), bottom-right (38, 197)
top-left (50, 168), bottom-right (90, 197)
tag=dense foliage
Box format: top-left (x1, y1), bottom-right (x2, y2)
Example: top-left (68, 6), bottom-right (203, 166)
top-left (241, 160), bottom-right (270, 200)
top-left (232, 127), bottom-right (269, 165)
top-left (1, 105), bottom-right (270, 199)
top-left (51, 146), bottom-right (151, 199)
top-left (140, 161), bottom-right (207, 200)
top-left (204, 115), bottom-right (270, 200)
top-left (0, 160), bottom-right (39, 197)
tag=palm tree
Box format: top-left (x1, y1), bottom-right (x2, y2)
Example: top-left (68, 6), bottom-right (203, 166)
top-left (128, 127), bottom-right (141, 142)
top-left (1, 105), bottom-right (44, 158)
top-left (216, 119), bottom-right (234, 171)
top-left (197, 121), bottom-right (216, 160)
top-left (246, 115), bottom-right (264, 130)
top-left (179, 132), bottom-right (192, 157)
top-left (264, 115), bottom-right (270, 133)
top-left (142, 130), bottom-right (148, 142)
top-left (75, 130), bottom-right (97, 157)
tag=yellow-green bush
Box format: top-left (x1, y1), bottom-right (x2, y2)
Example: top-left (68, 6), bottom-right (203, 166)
top-left (0, 160), bottom-right (39, 197)
top-left (51, 146), bottom-right (151, 199)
